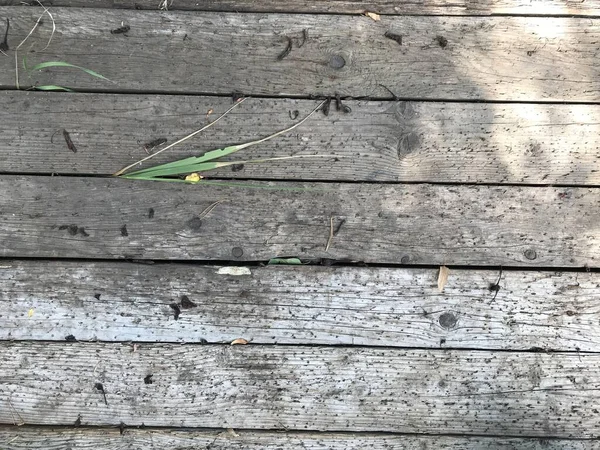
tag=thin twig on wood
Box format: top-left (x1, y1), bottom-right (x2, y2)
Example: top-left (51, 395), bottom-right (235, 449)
top-left (15, 1), bottom-right (55, 89)
top-left (325, 216), bottom-right (334, 252)
top-left (198, 199), bottom-right (226, 220)
top-left (8, 399), bottom-right (25, 426)
top-left (113, 98), bottom-right (247, 176)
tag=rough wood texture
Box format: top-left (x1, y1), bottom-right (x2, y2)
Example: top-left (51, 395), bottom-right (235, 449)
top-left (0, 427), bottom-right (595, 450)
top-left (1, 8), bottom-right (599, 101)
top-left (3, 0), bottom-right (600, 16)
top-left (3, 92), bottom-right (600, 185)
top-left (1, 342), bottom-right (600, 437)
top-left (0, 176), bottom-right (598, 266)
top-left (2, 261), bottom-right (600, 351)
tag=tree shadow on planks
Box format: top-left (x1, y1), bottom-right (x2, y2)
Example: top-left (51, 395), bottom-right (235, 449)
top-left (375, 14), bottom-right (600, 187)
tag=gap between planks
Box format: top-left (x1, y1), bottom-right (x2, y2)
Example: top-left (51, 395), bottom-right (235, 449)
top-left (0, 426), bottom-right (597, 450)
top-left (1, 0), bottom-right (600, 16)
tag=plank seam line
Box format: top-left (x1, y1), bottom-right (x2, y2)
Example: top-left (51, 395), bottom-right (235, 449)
top-left (2, 340), bottom-right (598, 355)
top-left (4, 5), bottom-right (600, 19)
top-left (0, 424), bottom-right (598, 441)
top-left (2, 173), bottom-right (600, 190)
top-left (3, 87), bottom-right (600, 106)
top-left (0, 256), bottom-right (598, 272)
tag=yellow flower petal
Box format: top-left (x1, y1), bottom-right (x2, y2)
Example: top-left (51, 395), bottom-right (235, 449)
top-left (185, 173), bottom-right (203, 183)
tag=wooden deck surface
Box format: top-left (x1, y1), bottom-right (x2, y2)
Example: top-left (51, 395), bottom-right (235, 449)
top-left (1, 1), bottom-right (599, 449)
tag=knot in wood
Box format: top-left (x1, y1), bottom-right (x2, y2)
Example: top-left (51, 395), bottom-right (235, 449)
top-left (438, 312), bottom-right (458, 330)
top-left (329, 54), bottom-right (346, 69)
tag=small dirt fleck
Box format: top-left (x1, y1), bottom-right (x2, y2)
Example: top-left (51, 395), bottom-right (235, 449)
top-left (78, 227), bottom-right (90, 237)
top-left (120, 225), bottom-right (129, 237)
top-left (63, 129), bottom-right (77, 153)
top-left (384, 31), bottom-right (403, 46)
top-left (65, 334), bottom-right (77, 342)
top-left (59, 224), bottom-right (80, 236)
top-left (231, 164), bottom-right (245, 172)
top-left (110, 25), bottom-right (130, 34)
top-left (435, 35), bottom-right (448, 48)
top-left (180, 295), bottom-right (197, 309)
top-left (199, 338), bottom-right (208, 344)
top-left (143, 374), bottom-right (153, 384)
top-left (94, 293), bottom-right (101, 300)
top-left (74, 414), bottom-right (82, 426)
top-left (148, 208), bottom-right (155, 219)
top-left (169, 303), bottom-right (181, 320)
top-left (277, 36), bottom-right (293, 61)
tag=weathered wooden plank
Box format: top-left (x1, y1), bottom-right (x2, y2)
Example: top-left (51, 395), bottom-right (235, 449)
top-left (4, 0), bottom-right (600, 16)
top-left (3, 92), bottom-right (600, 185)
top-left (1, 8), bottom-right (599, 101)
top-left (0, 176), bottom-right (598, 266)
top-left (0, 427), bottom-right (595, 450)
top-left (1, 342), bottom-right (599, 436)
top-left (2, 261), bottom-right (599, 351)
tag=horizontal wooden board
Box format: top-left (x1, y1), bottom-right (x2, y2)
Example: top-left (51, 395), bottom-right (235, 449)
top-left (1, 342), bottom-right (600, 437)
top-left (3, 0), bottom-right (600, 16)
top-left (0, 427), bottom-right (596, 450)
top-left (3, 92), bottom-right (600, 185)
top-left (2, 261), bottom-right (600, 351)
top-left (0, 176), bottom-right (598, 266)
top-left (1, 8), bottom-right (599, 101)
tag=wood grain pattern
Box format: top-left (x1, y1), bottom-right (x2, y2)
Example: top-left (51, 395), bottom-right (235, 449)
top-left (1, 342), bottom-right (600, 437)
top-left (0, 176), bottom-right (598, 266)
top-left (1, 8), bottom-right (599, 100)
top-left (2, 261), bottom-right (599, 351)
top-left (0, 427), bottom-right (595, 450)
top-left (3, 0), bottom-right (600, 16)
top-left (3, 92), bottom-right (600, 185)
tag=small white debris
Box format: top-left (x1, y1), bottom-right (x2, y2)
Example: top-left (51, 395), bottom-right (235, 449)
top-left (217, 267), bottom-right (251, 276)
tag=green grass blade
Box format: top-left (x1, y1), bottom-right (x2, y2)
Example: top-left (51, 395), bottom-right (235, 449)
top-left (29, 61), bottom-right (113, 83)
top-left (124, 155), bottom-right (338, 179)
top-left (127, 144), bottom-right (247, 176)
top-left (123, 155), bottom-right (204, 177)
top-left (34, 85), bottom-right (74, 92)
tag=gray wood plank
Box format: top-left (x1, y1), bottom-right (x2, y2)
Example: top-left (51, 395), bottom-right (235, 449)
top-left (1, 342), bottom-right (600, 436)
top-left (2, 261), bottom-right (600, 351)
top-left (0, 427), bottom-right (596, 450)
top-left (3, 0), bottom-right (600, 16)
top-left (3, 92), bottom-right (600, 185)
top-left (1, 8), bottom-right (599, 101)
top-left (0, 176), bottom-right (598, 266)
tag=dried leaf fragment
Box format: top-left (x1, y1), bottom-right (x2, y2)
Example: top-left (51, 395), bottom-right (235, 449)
top-left (364, 12), bottom-right (381, 21)
top-left (438, 266), bottom-right (450, 292)
top-left (28, 308), bottom-right (34, 318)
top-left (231, 338), bottom-right (248, 345)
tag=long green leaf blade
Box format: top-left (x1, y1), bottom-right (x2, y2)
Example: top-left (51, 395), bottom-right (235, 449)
top-left (29, 61), bottom-right (112, 83)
